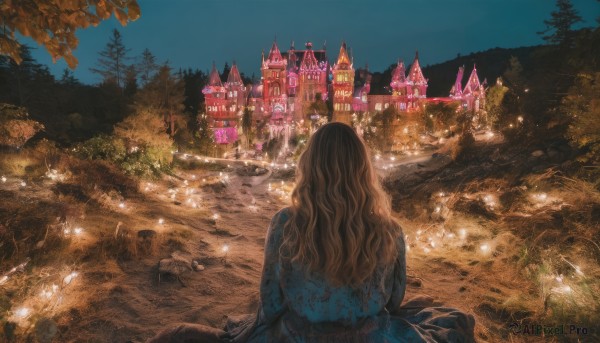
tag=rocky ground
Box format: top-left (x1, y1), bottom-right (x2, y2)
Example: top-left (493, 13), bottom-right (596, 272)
top-left (0, 138), bottom-right (598, 342)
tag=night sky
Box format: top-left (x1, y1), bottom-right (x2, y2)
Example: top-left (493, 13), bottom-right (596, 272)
top-left (26, 0), bottom-right (600, 84)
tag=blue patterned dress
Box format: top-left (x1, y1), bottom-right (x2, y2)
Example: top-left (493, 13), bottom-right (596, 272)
top-left (224, 208), bottom-right (475, 343)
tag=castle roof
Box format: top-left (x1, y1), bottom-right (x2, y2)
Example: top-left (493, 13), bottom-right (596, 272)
top-left (450, 66), bottom-right (464, 97)
top-left (333, 42), bottom-right (351, 70)
top-left (390, 60), bottom-right (407, 87)
top-left (300, 42), bottom-right (320, 71)
top-left (265, 41), bottom-right (285, 68)
top-left (208, 62), bottom-right (223, 87)
top-left (463, 65), bottom-right (481, 95)
top-left (407, 51), bottom-right (427, 86)
top-left (226, 62), bottom-right (243, 86)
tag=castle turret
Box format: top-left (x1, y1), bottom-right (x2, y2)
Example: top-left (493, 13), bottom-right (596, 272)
top-left (407, 51), bottom-right (428, 111)
top-left (332, 41), bottom-right (354, 124)
top-left (296, 42), bottom-right (328, 121)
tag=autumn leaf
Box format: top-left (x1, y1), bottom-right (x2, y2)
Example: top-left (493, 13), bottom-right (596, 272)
top-left (127, 1), bottom-right (141, 21)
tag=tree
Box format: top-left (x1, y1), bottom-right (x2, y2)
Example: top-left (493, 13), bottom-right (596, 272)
top-left (242, 107), bottom-right (254, 149)
top-left (538, 0), bottom-right (583, 46)
top-left (367, 106), bottom-right (397, 153)
top-left (90, 29), bottom-right (130, 87)
top-left (123, 64), bottom-right (138, 98)
top-left (138, 48), bottom-right (159, 87)
top-left (0, 0), bottom-right (140, 68)
top-left (196, 113), bottom-right (215, 156)
top-left (134, 63), bottom-right (185, 137)
top-left (484, 79), bottom-right (508, 129)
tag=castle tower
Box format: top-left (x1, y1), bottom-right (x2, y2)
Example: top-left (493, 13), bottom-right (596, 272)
top-left (261, 40), bottom-right (288, 118)
top-left (332, 42), bottom-right (354, 124)
top-left (224, 61), bottom-right (246, 115)
top-left (450, 65), bottom-right (464, 99)
top-left (390, 60), bottom-right (408, 111)
top-left (407, 51), bottom-right (428, 111)
top-left (296, 42), bottom-right (328, 121)
top-left (203, 62), bottom-right (237, 144)
top-left (462, 65), bottom-right (485, 112)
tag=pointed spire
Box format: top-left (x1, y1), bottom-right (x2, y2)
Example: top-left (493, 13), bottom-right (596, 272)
top-left (300, 42), bottom-right (319, 71)
top-left (208, 61), bottom-right (223, 87)
top-left (227, 61), bottom-right (243, 85)
top-left (391, 60), bottom-right (406, 87)
top-left (334, 41), bottom-right (351, 69)
top-left (463, 65), bottom-right (481, 95)
top-left (267, 40), bottom-right (283, 63)
top-left (290, 40), bottom-right (295, 50)
top-left (408, 52), bottom-right (426, 85)
top-left (451, 65), bottom-right (464, 97)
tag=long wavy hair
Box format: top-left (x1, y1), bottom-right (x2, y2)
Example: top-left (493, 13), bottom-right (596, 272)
top-left (282, 122), bottom-right (401, 286)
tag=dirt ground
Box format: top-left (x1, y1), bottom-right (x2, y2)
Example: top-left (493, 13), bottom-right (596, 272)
top-left (1, 143), bottom-right (597, 342)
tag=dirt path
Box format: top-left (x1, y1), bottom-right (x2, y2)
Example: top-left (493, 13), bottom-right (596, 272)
top-left (2, 156), bottom-right (516, 342)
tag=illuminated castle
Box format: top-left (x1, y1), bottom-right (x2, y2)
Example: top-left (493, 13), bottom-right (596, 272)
top-left (203, 40), bottom-right (485, 144)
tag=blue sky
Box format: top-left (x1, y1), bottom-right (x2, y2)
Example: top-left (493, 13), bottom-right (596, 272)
top-left (25, 0), bottom-right (600, 84)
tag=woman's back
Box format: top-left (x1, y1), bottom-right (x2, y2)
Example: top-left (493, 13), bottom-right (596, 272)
top-left (272, 208), bottom-right (402, 325)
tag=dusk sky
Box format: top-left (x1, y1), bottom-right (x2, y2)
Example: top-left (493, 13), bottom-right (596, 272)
top-left (27, 0), bottom-right (600, 84)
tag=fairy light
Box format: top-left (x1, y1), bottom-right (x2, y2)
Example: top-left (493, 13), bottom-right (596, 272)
top-left (39, 284), bottom-right (59, 300)
top-left (64, 228), bottom-right (71, 235)
top-left (73, 227), bottom-right (83, 235)
top-left (119, 202), bottom-right (126, 209)
top-left (534, 193), bottom-right (547, 202)
top-left (434, 206), bottom-right (441, 213)
top-left (459, 228), bottom-right (467, 239)
top-left (63, 271), bottom-right (78, 285)
top-left (1, 176), bottom-right (6, 183)
top-left (212, 213), bottom-right (219, 220)
top-left (20, 181), bottom-right (26, 187)
top-left (480, 243), bottom-right (490, 254)
top-left (14, 307), bottom-right (30, 319)
top-left (158, 218), bottom-right (165, 225)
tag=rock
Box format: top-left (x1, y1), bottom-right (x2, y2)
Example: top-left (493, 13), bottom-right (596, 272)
top-left (531, 150), bottom-right (544, 157)
top-left (242, 183), bottom-right (252, 187)
top-left (159, 256), bottom-right (192, 276)
top-left (192, 261), bottom-right (205, 271)
top-left (34, 317), bottom-right (57, 343)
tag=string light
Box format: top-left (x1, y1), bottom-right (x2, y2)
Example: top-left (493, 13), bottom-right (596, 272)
top-left (1, 176), bottom-right (6, 183)
top-left (14, 307), bottom-right (30, 319)
top-left (158, 218), bottom-right (165, 225)
top-left (63, 271), bottom-right (78, 285)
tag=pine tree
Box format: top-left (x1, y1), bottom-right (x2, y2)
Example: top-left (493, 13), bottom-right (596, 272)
top-left (242, 107), bottom-right (254, 149)
top-left (138, 48), bottom-right (159, 86)
top-left (124, 65), bottom-right (138, 98)
top-left (90, 29), bottom-right (130, 87)
top-left (538, 0), bottom-right (583, 46)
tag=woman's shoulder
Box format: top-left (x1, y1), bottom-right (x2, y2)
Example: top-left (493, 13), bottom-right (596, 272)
top-left (272, 207), bottom-right (292, 224)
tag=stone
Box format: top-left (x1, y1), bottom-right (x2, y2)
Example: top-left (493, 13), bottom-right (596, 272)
top-left (531, 150), bottom-right (544, 157)
top-left (159, 256), bottom-right (192, 277)
top-left (192, 261), bottom-right (205, 271)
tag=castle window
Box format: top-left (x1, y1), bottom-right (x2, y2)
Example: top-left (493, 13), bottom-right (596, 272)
top-left (375, 103), bottom-right (382, 111)
top-left (385, 103), bottom-right (389, 109)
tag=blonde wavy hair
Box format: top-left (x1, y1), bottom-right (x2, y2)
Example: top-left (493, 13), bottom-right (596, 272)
top-left (282, 122), bottom-right (401, 286)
